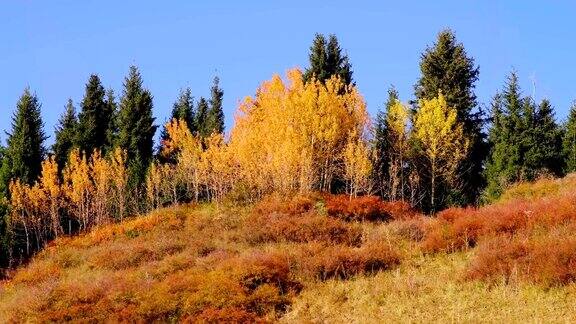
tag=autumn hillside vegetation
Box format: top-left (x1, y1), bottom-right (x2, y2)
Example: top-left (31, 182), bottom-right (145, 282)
top-left (3, 176), bottom-right (576, 321)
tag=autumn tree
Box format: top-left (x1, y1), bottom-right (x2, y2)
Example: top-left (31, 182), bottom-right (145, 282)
top-left (412, 93), bottom-right (469, 212)
top-left (415, 29), bottom-right (485, 206)
top-left (160, 88), bottom-right (196, 152)
top-left (53, 99), bottom-right (78, 172)
top-left (229, 69), bottom-right (368, 198)
top-left (344, 136), bottom-right (372, 197)
top-left (62, 149), bottom-right (93, 231)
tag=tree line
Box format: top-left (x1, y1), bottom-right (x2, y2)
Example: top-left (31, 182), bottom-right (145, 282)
top-left (1, 30), bottom-right (575, 269)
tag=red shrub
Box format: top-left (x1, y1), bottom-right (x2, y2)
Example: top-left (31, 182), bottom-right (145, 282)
top-left (245, 212), bottom-right (362, 246)
top-left (466, 230), bottom-right (576, 286)
top-left (254, 194), bottom-right (318, 217)
top-left (191, 307), bottom-right (262, 323)
top-left (298, 242), bottom-right (401, 280)
top-left (324, 194), bottom-right (417, 222)
top-left (422, 191), bottom-right (576, 253)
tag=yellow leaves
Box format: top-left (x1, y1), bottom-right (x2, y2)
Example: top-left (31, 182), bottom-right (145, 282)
top-left (413, 93), bottom-right (469, 173)
top-left (229, 68), bottom-right (369, 196)
top-left (343, 136), bottom-right (373, 197)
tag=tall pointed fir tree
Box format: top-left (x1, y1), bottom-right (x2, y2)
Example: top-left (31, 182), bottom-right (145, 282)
top-left (414, 29), bottom-right (485, 207)
top-left (563, 102), bottom-right (576, 173)
top-left (522, 98), bottom-right (563, 178)
top-left (207, 76), bottom-right (225, 135)
top-left (105, 89), bottom-right (118, 153)
top-left (75, 74), bottom-right (114, 156)
top-left (159, 87), bottom-right (196, 159)
top-left (0, 88), bottom-right (47, 188)
top-left (373, 87), bottom-right (399, 198)
top-left (195, 97), bottom-right (210, 138)
top-left (303, 33), bottom-right (353, 86)
top-left (52, 99), bottom-right (78, 172)
top-left (116, 66), bottom-right (157, 189)
top-left (484, 72), bottom-right (526, 201)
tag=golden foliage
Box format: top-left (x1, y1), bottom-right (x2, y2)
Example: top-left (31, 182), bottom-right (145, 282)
top-left (412, 93), bottom-right (469, 209)
top-left (229, 68), bottom-right (369, 197)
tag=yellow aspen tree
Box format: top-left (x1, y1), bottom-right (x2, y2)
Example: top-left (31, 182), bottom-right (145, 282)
top-left (90, 150), bottom-right (112, 225)
top-left (146, 161), bottom-right (162, 209)
top-left (109, 148), bottom-right (128, 221)
top-left (39, 156), bottom-right (62, 237)
top-left (386, 100), bottom-right (410, 200)
top-left (26, 183), bottom-right (48, 250)
top-left (201, 133), bottom-right (234, 201)
top-left (63, 149), bottom-right (93, 231)
top-left (343, 136), bottom-right (373, 197)
top-left (229, 68), bottom-right (368, 197)
top-left (413, 93), bottom-right (469, 212)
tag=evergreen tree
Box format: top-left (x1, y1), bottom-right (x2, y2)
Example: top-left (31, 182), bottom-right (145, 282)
top-left (52, 99), bottom-right (78, 172)
top-left (373, 87), bottom-right (399, 197)
top-left (524, 99), bottom-right (563, 177)
top-left (207, 76), bottom-right (225, 135)
top-left (75, 75), bottom-right (113, 155)
top-left (414, 29), bottom-right (485, 206)
top-left (105, 89), bottom-right (118, 153)
top-left (159, 87), bottom-right (196, 157)
top-left (195, 97), bottom-right (210, 138)
top-left (563, 102), bottom-right (576, 173)
top-left (0, 88), bottom-right (46, 188)
top-left (303, 33), bottom-right (353, 85)
top-left (116, 66), bottom-right (157, 187)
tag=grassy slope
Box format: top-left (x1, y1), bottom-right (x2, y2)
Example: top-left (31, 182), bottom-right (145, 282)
top-left (2, 178), bottom-right (576, 322)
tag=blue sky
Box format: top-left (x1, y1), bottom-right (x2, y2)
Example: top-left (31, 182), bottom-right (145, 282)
top-left (1, 1), bottom-right (575, 145)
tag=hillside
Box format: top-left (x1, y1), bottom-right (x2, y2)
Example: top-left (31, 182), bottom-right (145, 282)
top-left (2, 177), bottom-right (576, 322)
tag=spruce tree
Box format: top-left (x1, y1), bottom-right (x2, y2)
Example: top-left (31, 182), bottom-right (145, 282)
top-left (0, 88), bottom-right (46, 187)
top-left (116, 66), bottom-right (157, 187)
top-left (104, 89), bottom-right (118, 153)
top-left (52, 99), bottom-right (78, 172)
top-left (373, 87), bottom-right (399, 198)
top-left (75, 74), bottom-right (113, 155)
top-left (303, 33), bottom-right (353, 85)
top-left (195, 97), bottom-right (210, 138)
top-left (159, 87), bottom-right (196, 157)
top-left (207, 76), bottom-right (225, 135)
top-left (563, 102), bottom-right (576, 173)
top-left (414, 29), bottom-right (485, 206)
top-left (525, 99), bottom-right (563, 177)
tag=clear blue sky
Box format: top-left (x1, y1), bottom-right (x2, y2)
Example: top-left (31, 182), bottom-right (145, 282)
top-left (1, 1), bottom-right (575, 145)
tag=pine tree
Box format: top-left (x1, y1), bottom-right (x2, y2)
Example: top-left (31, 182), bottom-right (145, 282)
top-left (159, 87), bottom-right (195, 159)
top-left (303, 33), bottom-right (353, 85)
top-left (563, 102), bottom-right (576, 173)
top-left (373, 87), bottom-right (399, 198)
top-left (484, 72), bottom-right (527, 200)
top-left (52, 99), bottom-right (78, 172)
top-left (75, 75), bottom-right (113, 155)
top-left (207, 76), bottom-right (225, 135)
top-left (523, 99), bottom-right (563, 177)
top-left (116, 66), bottom-right (157, 187)
top-left (414, 29), bottom-right (485, 206)
top-left (195, 97), bottom-right (210, 138)
top-left (0, 88), bottom-right (46, 187)
top-left (105, 89), bottom-right (118, 153)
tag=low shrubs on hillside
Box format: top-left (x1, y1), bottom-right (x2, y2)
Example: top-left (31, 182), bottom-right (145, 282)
top-left (465, 227), bottom-right (576, 286)
top-left (324, 194), bottom-right (417, 222)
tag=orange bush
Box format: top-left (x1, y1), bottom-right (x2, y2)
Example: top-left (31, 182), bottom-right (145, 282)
top-left (245, 211), bottom-right (362, 246)
top-left (324, 194), bottom-right (417, 222)
top-left (422, 191), bottom-right (576, 253)
top-left (298, 242), bottom-right (401, 280)
top-left (465, 229), bottom-right (576, 286)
